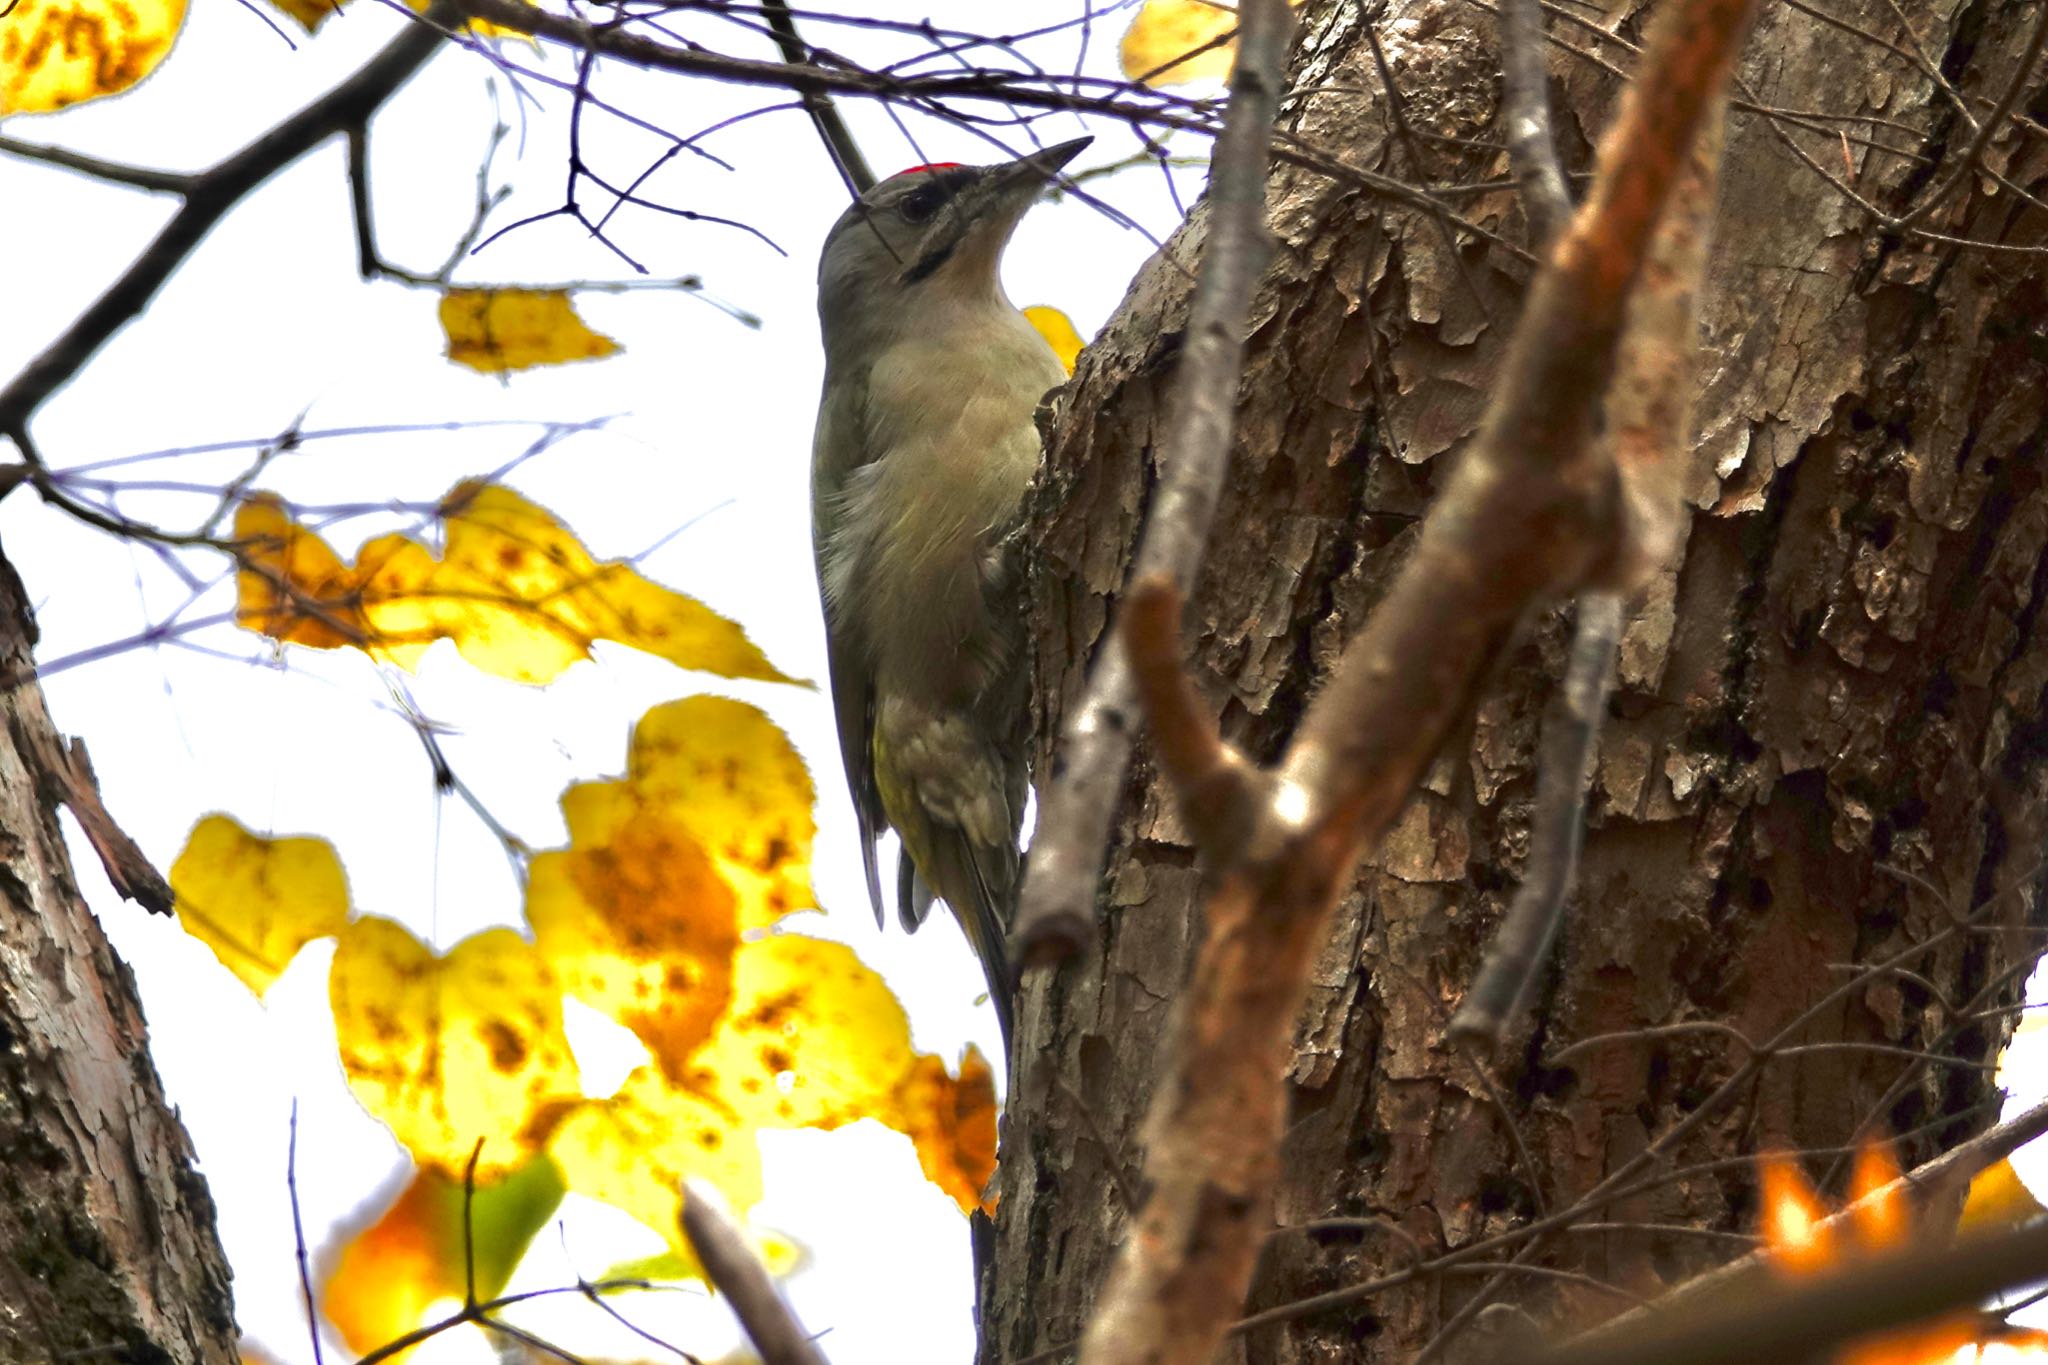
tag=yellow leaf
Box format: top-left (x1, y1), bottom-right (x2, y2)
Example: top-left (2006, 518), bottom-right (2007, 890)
top-left (529, 805), bottom-right (740, 1077)
top-left (264, 0), bottom-right (338, 31)
top-left (233, 484), bottom-right (795, 686)
top-left (321, 1157), bottom-right (563, 1359)
top-left (330, 918), bottom-right (582, 1178)
top-left (234, 495), bottom-right (364, 649)
top-left (0, 0), bottom-right (186, 113)
top-left (895, 1046), bottom-right (1000, 1216)
top-left (560, 697), bottom-right (816, 931)
top-left (1958, 1157), bottom-right (2048, 1236)
top-left (1119, 0), bottom-right (1237, 87)
top-left (439, 289), bottom-right (619, 374)
top-left (550, 935), bottom-right (993, 1242)
top-left (550, 1064), bottom-right (766, 1256)
top-left (683, 934), bottom-right (916, 1132)
top-left (1024, 305), bottom-right (1085, 376)
top-left (167, 814), bottom-right (349, 996)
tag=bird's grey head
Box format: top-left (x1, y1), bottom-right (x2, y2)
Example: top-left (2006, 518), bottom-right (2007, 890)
top-left (817, 137), bottom-right (1091, 326)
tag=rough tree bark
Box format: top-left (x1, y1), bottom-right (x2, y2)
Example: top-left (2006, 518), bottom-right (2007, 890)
top-left (990, 0), bottom-right (2048, 1360)
top-left (0, 554), bottom-right (237, 1363)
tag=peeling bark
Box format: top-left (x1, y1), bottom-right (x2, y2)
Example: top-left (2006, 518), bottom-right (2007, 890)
top-left (0, 555), bottom-right (237, 1364)
top-left (990, 0), bottom-right (2048, 1359)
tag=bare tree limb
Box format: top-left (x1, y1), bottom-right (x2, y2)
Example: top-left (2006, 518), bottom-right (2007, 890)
top-left (679, 1181), bottom-right (829, 1365)
top-left (1010, 0), bottom-right (1294, 969)
top-left (761, 0), bottom-right (874, 196)
top-left (1536, 1212), bottom-right (2048, 1365)
top-left (1448, 592), bottom-right (1620, 1050)
top-left (0, 7), bottom-right (451, 440)
top-left (1498, 0), bottom-right (1574, 242)
top-left (1566, 1094), bottom-right (2048, 1350)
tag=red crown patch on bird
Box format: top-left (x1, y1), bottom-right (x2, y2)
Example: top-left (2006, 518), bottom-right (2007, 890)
top-left (900, 162), bottom-right (965, 175)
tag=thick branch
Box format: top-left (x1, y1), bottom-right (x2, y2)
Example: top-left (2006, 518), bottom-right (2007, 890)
top-left (1536, 1213), bottom-right (2048, 1365)
top-left (1011, 0), bottom-right (1294, 967)
top-left (1566, 1095), bottom-right (2048, 1349)
top-left (0, 8), bottom-right (450, 438)
top-left (680, 1182), bottom-right (829, 1365)
top-left (760, 0), bottom-right (874, 196)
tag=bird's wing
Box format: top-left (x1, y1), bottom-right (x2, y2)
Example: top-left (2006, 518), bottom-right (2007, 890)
top-left (824, 619), bottom-right (889, 928)
top-left (813, 374), bottom-right (891, 929)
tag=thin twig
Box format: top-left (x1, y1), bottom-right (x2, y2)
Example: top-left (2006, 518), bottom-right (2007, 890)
top-left (287, 1101), bottom-right (327, 1365)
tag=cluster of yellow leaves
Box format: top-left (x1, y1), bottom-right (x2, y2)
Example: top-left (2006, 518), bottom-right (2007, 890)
top-left (234, 482), bottom-right (792, 685)
top-left (167, 695), bottom-right (998, 1343)
top-left (1759, 1144), bottom-right (2048, 1365)
top-left (440, 289), bottom-right (620, 375)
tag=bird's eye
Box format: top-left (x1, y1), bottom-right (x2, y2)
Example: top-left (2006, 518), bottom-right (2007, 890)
top-left (899, 183), bottom-right (948, 224)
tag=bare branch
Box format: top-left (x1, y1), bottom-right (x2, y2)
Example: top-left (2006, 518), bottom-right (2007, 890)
top-left (1498, 0), bottom-right (1574, 242)
top-left (1537, 1211), bottom-right (2048, 1365)
top-left (0, 7), bottom-right (451, 440)
top-left (1011, 0), bottom-right (1294, 970)
top-left (761, 0), bottom-right (874, 195)
top-left (679, 1181), bottom-right (829, 1365)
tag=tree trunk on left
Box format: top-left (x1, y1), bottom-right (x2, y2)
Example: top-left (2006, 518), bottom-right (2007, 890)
top-left (0, 549), bottom-right (237, 1363)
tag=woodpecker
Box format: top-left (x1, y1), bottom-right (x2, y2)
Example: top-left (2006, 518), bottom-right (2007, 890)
top-left (810, 138), bottom-right (1089, 1043)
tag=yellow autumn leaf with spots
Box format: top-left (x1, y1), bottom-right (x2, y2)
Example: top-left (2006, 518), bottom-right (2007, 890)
top-left (330, 918), bottom-right (582, 1179)
top-left (232, 483), bottom-right (795, 685)
top-left (1024, 305), bottom-right (1085, 376)
top-left (1119, 0), bottom-right (1238, 87)
top-left (167, 815), bottom-right (349, 996)
top-left (896, 1046), bottom-right (999, 1216)
top-left (548, 935), bottom-right (998, 1243)
top-left (440, 289), bottom-right (618, 374)
top-left (559, 696), bottom-right (815, 932)
top-left (234, 496), bottom-right (364, 649)
top-left (1, 0), bottom-right (186, 114)
top-left (528, 805), bottom-right (741, 1078)
top-left (550, 1063), bottom-right (769, 1256)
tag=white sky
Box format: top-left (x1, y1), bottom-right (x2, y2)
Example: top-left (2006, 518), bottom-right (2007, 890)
top-left (1, 0), bottom-right (1189, 1359)
top-left (5, 2), bottom-right (2046, 1361)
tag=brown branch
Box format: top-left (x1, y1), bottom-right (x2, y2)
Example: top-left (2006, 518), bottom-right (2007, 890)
top-left (1536, 1209), bottom-right (2048, 1365)
top-left (0, 136), bottom-right (195, 193)
top-left (679, 1181), bottom-right (829, 1365)
top-left (1449, 591), bottom-right (1621, 1050)
top-left (1122, 577), bottom-right (1269, 858)
top-left (1566, 1094), bottom-right (2048, 1352)
top-left (761, 0), bottom-right (874, 196)
top-left (0, 7), bottom-right (451, 440)
top-left (1010, 0), bottom-right (1294, 970)
top-left (1074, 0), bottom-right (1762, 1358)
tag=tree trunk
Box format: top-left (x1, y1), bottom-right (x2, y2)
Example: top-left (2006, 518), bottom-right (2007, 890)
top-left (0, 551), bottom-right (238, 1363)
top-left (989, 0), bottom-right (2048, 1360)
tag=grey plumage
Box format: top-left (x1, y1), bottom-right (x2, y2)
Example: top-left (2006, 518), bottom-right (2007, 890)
top-left (809, 140), bottom-right (1087, 1043)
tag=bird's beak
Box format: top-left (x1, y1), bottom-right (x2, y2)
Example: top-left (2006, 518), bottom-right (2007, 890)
top-left (989, 137), bottom-right (1093, 197)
